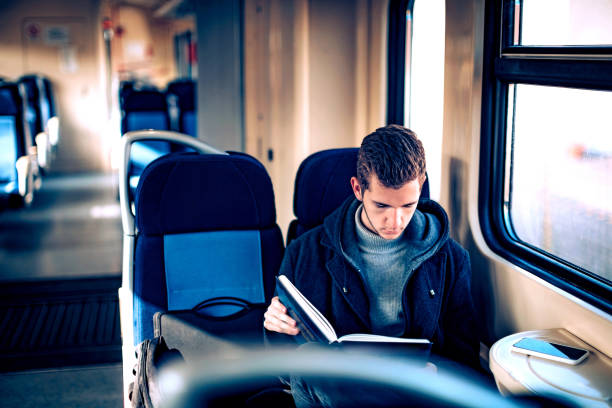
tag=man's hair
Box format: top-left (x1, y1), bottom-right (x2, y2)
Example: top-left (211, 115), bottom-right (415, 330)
top-left (356, 124), bottom-right (426, 190)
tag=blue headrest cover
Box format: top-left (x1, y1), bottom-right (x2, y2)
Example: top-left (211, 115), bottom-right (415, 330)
top-left (294, 148), bottom-right (358, 228)
top-left (136, 153), bottom-right (276, 234)
top-left (123, 90), bottom-right (167, 111)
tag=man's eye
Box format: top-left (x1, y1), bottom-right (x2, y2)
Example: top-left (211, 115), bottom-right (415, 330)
top-left (375, 203), bottom-right (386, 208)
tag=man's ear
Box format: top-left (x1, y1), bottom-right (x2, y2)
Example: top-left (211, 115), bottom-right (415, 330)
top-left (350, 177), bottom-right (363, 201)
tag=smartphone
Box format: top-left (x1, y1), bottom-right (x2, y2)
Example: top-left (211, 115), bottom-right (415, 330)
top-left (511, 337), bottom-right (589, 365)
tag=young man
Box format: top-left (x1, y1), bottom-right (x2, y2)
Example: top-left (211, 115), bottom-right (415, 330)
top-left (264, 125), bottom-right (479, 406)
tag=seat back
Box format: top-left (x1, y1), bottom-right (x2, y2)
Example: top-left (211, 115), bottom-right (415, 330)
top-left (287, 147), bottom-right (430, 245)
top-left (0, 82), bottom-right (29, 200)
top-left (119, 80), bottom-right (135, 107)
top-left (131, 151), bottom-right (283, 344)
top-left (121, 89), bottom-right (173, 197)
top-left (166, 79), bottom-right (196, 137)
top-left (17, 76), bottom-right (41, 148)
top-left (41, 77), bottom-right (59, 147)
top-left (18, 75), bottom-right (56, 169)
top-left (20, 75), bottom-right (51, 135)
top-left (121, 89), bottom-right (170, 134)
top-left (42, 77), bottom-right (56, 119)
top-left (287, 148), bottom-right (359, 244)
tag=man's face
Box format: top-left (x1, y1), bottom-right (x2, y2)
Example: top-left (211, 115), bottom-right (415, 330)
top-left (351, 174), bottom-right (421, 240)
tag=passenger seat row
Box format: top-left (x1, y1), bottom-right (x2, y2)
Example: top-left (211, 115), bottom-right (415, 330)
top-left (118, 132), bottom-right (429, 403)
top-left (0, 75), bottom-right (60, 210)
top-left (120, 78), bottom-right (196, 137)
top-left (119, 79), bottom-right (196, 199)
top-left (120, 134), bottom-right (429, 347)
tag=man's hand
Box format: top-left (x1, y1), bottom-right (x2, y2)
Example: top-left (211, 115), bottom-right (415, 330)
top-left (264, 296), bottom-right (300, 335)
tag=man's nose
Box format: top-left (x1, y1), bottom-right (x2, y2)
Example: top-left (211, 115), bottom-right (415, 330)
top-left (389, 208), bottom-right (403, 228)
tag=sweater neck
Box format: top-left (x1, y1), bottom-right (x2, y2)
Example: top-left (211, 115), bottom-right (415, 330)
top-left (354, 205), bottom-right (406, 253)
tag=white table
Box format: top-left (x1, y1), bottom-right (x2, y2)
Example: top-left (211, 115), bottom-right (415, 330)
top-left (489, 328), bottom-right (612, 407)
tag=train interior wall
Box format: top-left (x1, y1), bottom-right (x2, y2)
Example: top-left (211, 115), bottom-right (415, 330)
top-left (0, 0), bottom-right (109, 172)
top-left (441, 0), bottom-right (611, 358)
top-left (242, 0), bottom-right (388, 237)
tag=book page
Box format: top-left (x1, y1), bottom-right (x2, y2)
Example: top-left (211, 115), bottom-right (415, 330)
top-left (278, 275), bottom-right (337, 343)
top-left (338, 333), bottom-right (431, 344)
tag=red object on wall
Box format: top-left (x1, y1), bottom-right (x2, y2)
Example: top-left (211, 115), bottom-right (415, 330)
top-left (102, 17), bottom-right (113, 30)
top-left (189, 43), bottom-right (197, 63)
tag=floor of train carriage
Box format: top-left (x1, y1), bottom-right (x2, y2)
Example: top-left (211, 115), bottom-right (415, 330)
top-left (0, 172), bottom-right (123, 407)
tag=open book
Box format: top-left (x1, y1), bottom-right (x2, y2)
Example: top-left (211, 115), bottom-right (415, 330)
top-left (276, 275), bottom-right (432, 353)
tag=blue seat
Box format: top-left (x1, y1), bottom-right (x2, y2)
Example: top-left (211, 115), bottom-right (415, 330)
top-left (19, 75), bottom-right (57, 169)
top-left (119, 80), bottom-right (135, 107)
top-left (121, 88), bottom-right (170, 135)
top-left (0, 82), bottom-right (33, 207)
top-left (41, 77), bottom-right (56, 120)
top-left (17, 76), bottom-right (41, 152)
top-left (287, 148), bottom-right (430, 245)
top-left (18, 76), bottom-right (49, 137)
top-left (131, 151), bottom-right (284, 344)
top-left (121, 89), bottom-right (173, 197)
top-left (40, 77), bottom-right (60, 151)
top-left (166, 79), bottom-right (196, 137)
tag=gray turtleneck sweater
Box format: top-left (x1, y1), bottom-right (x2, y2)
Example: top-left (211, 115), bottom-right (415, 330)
top-left (342, 202), bottom-right (441, 336)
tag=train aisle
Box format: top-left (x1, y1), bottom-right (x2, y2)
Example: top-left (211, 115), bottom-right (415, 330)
top-left (0, 173), bottom-right (122, 281)
top-left (0, 172), bottom-right (123, 407)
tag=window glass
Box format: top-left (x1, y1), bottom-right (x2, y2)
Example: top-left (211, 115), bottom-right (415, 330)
top-left (517, 0), bottom-right (612, 46)
top-left (506, 84), bottom-right (612, 282)
top-left (404, 0), bottom-right (445, 201)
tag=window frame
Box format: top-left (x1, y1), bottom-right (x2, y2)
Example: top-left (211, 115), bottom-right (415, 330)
top-left (479, 0), bottom-right (612, 313)
top-left (387, 0), bottom-right (414, 125)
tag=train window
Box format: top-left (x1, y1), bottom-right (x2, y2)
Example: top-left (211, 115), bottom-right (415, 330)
top-left (480, 0), bottom-right (612, 311)
top-left (404, 0), bottom-right (445, 200)
top-left (515, 0), bottom-right (612, 46)
top-left (505, 84), bottom-right (612, 282)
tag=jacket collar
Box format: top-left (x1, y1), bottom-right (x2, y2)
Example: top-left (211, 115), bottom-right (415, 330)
top-left (319, 196), bottom-right (452, 331)
top-left (321, 196), bottom-right (450, 253)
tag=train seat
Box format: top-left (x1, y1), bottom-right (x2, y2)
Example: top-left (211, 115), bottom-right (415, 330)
top-left (121, 88), bottom-right (170, 135)
top-left (286, 148), bottom-right (359, 245)
top-left (19, 75), bottom-right (57, 169)
top-left (17, 76), bottom-right (42, 146)
top-left (121, 89), bottom-right (173, 194)
top-left (0, 82), bottom-right (35, 207)
top-left (166, 79), bottom-right (196, 137)
top-left (131, 151), bottom-right (283, 344)
top-left (40, 77), bottom-right (59, 150)
top-left (18, 76), bottom-right (50, 171)
top-left (286, 147), bottom-right (430, 245)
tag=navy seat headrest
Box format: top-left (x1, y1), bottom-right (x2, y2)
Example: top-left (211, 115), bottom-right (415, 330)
top-left (136, 152), bottom-right (277, 235)
top-left (18, 77), bottom-right (39, 101)
top-left (0, 84), bottom-right (21, 116)
top-left (294, 148), bottom-right (358, 228)
top-left (42, 78), bottom-right (56, 116)
top-left (123, 90), bottom-right (167, 111)
top-left (167, 80), bottom-right (195, 111)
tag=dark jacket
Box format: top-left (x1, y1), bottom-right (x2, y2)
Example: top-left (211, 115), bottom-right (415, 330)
top-left (273, 197), bottom-right (480, 368)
